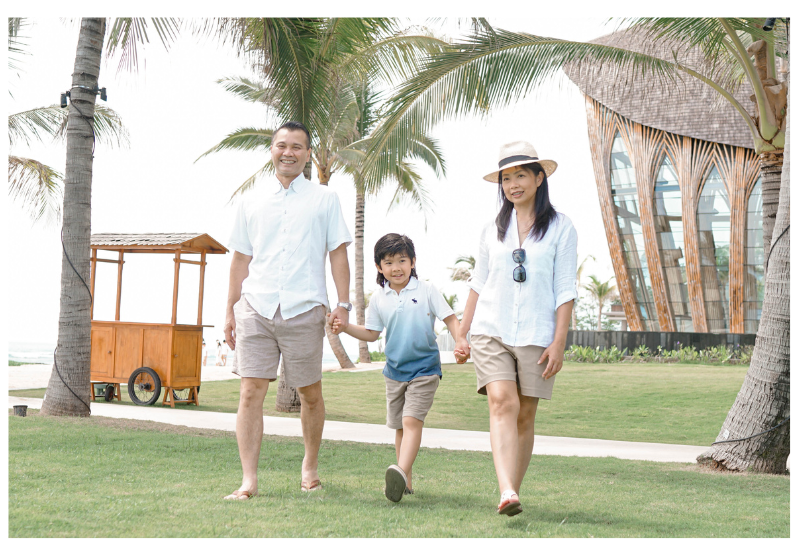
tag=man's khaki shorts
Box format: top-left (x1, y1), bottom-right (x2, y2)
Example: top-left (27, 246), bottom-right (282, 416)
top-left (471, 334), bottom-right (554, 399)
top-left (232, 297), bottom-right (326, 388)
top-left (384, 373), bottom-right (440, 429)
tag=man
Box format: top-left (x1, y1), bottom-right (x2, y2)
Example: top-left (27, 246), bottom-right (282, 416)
top-left (223, 121), bottom-right (352, 500)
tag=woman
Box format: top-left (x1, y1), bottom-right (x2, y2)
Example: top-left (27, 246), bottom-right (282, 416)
top-left (456, 141), bottom-right (577, 517)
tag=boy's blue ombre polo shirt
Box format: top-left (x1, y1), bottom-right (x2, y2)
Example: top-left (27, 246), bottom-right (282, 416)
top-left (365, 277), bottom-right (455, 382)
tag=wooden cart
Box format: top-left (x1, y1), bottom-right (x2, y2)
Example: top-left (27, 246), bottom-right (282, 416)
top-left (88, 233), bottom-right (228, 407)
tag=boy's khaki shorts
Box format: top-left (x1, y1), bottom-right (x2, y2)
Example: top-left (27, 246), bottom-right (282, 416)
top-left (384, 374), bottom-right (440, 429)
top-left (231, 297), bottom-right (326, 388)
top-left (471, 334), bottom-right (554, 399)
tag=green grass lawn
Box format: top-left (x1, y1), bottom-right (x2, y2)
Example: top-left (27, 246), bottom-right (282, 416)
top-left (8, 360), bottom-right (35, 366)
top-left (8, 412), bottom-right (788, 538)
top-left (12, 362), bottom-right (747, 446)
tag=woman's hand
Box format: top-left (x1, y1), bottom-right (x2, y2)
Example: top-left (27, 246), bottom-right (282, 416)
top-left (538, 341), bottom-right (565, 380)
top-left (454, 338), bottom-right (471, 364)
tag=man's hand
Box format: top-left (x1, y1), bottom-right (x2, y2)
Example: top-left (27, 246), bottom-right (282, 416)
top-left (539, 341), bottom-right (565, 380)
top-left (224, 311), bottom-right (237, 350)
top-left (328, 305), bottom-right (350, 331)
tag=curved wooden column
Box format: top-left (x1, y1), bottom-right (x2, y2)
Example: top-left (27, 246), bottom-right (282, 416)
top-left (715, 145), bottom-right (761, 333)
top-left (585, 97), bottom-right (643, 330)
top-left (663, 135), bottom-right (713, 332)
top-left (623, 120), bottom-right (674, 331)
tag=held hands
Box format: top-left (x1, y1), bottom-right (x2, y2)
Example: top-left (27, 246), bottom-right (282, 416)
top-left (454, 338), bottom-right (471, 364)
top-left (326, 313), bottom-right (346, 335)
top-left (538, 342), bottom-right (565, 380)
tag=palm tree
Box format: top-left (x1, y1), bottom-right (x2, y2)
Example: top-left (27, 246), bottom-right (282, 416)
top-left (572, 254), bottom-right (596, 330)
top-left (39, 18), bottom-right (179, 417)
top-left (197, 18), bottom-right (446, 369)
top-left (8, 19), bottom-right (129, 225)
top-left (698, 55), bottom-right (790, 473)
top-left (368, 17), bottom-right (789, 473)
top-left (449, 254), bottom-right (475, 282)
top-left (584, 275), bottom-right (617, 330)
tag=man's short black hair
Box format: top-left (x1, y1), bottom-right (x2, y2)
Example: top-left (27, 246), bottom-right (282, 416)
top-left (374, 233), bottom-right (418, 287)
top-left (275, 121), bottom-right (312, 149)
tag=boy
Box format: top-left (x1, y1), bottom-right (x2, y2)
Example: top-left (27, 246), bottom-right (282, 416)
top-left (331, 233), bottom-right (467, 502)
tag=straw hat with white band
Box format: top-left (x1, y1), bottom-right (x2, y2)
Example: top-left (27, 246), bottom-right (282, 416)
top-left (483, 141), bottom-right (558, 183)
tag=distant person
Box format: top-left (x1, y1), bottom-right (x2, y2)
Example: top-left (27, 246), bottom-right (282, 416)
top-left (202, 340), bottom-right (208, 366)
top-left (455, 141), bottom-right (577, 517)
top-left (221, 340), bottom-right (229, 366)
top-left (331, 233), bottom-right (467, 502)
top-left (223, 121), bottom-right (352, 500)
top-left (216, 340), bottom-right (223, 367)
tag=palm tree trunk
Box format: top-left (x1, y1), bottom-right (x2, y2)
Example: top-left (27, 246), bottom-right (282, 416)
top-left (697, 80), bottom-right (790, 474)
top-left (596, 303), bottom-right (603, 331)
top-left (40, 18), bottom-right (106, 417)
top-left (318, 166), bottom-right (354, 369)
top-left (354, 190), bottom-right (370, 364)
top-left (275, 359), bottom-right (301, 412)
top-left (758, 150), bottom-right (783, 254)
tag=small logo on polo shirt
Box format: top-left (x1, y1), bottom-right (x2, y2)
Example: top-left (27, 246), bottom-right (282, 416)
top-left (412, 298), bottom-right (418, 304)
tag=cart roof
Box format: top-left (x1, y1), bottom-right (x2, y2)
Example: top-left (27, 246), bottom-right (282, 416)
top-left (91, 233), bottom-right (228, 254)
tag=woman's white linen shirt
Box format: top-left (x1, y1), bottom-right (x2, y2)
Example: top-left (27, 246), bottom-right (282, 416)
top-left (467, 210), bottom-right (578, 348)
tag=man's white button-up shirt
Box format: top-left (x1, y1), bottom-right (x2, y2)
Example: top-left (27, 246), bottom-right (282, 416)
top-left (227, 174), bottom-right (352, 320)
top-left (467, 210), bottom-right (578, 348)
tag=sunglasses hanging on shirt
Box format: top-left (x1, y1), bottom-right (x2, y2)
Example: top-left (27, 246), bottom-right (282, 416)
top-left (512, 248), bottom-right (526, 283)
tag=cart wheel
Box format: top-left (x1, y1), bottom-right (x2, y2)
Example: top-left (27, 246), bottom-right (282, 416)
top-left (104, 384), bottom-right (115, 402)
top-left (173, 385), bottom-right (200, 401)
top-left (127, 367), bottom-right (162, 406)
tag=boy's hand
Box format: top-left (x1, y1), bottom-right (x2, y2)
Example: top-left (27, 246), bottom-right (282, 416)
top-left (454, 338), bottom-right (471, 364)
top-left (328, 314), bottom-right (344, 335)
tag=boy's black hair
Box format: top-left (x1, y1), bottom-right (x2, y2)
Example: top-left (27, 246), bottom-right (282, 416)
top-left (374, 233), bottom-right (418, 287)
top-left (275, 120), bottom-right (312, 149)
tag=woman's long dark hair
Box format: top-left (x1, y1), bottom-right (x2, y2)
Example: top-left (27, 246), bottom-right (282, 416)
top-left (495, 162), bottom-right (557, 243)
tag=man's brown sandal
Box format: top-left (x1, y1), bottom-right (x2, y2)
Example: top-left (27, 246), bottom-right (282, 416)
top-left (301, 479), bottom-right (322, 492)
top-left (223, 490), bottom-right (257, 500)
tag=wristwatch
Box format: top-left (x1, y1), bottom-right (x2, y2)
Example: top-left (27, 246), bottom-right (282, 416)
top-left (336, 302), bottom-right (353, 311)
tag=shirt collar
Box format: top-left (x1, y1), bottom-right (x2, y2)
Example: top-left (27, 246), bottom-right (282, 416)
top-left (383, 276), bottom-right (419, 294)
top-left (272, 173), bottom-right (309, 194)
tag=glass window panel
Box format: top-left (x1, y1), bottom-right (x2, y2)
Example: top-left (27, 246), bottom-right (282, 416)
top-left (697, 165), bottom-right (730, 332)
top-left (743, 178), bottom-right (764, 332)
top-left (610, 131), bottom-right (657, 330)
top-left (653, 154), bottom-right (692, 331)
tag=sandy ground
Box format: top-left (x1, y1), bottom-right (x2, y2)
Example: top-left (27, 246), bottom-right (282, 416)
top-left (7, 360), bottom-right (386, 391)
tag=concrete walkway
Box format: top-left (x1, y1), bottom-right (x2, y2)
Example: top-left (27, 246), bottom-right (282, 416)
top-left (9, 395), bottom-right (710, 464)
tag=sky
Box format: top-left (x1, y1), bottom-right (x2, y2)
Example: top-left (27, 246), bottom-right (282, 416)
top-left (3, 11), bottom-right (766, 360)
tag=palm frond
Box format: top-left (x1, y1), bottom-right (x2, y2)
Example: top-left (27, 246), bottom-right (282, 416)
top-left (105, 17), bottom-right (180, 73)
top-left (216, 75), bottom-right (282, 107)
top-left (195, 127), bottom-right (274, 162)
top-left (9, 105), bottom-right (65, 147)
top-left (8, 17), bottom-right (30, 75)
top-left (228, 160), bottom-right (275, 202)
top-left (386, 160), bottom-right (433, 219)
top-left (8, 155), bottom-right (63, 224)
top-left (11, 103), bottom-right (129, 148)
top-left (54, 104), bottom-right (130, 148)
top-left (367, 28), bottom-right (722, 178)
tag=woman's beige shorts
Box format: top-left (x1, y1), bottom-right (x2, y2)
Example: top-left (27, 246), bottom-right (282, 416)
top-left (231, 297), bottom-right (326, 388)
top-left (384, 374), bottom-right (440, 429)
top-left (470, 334), bottom-right (554, 399)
